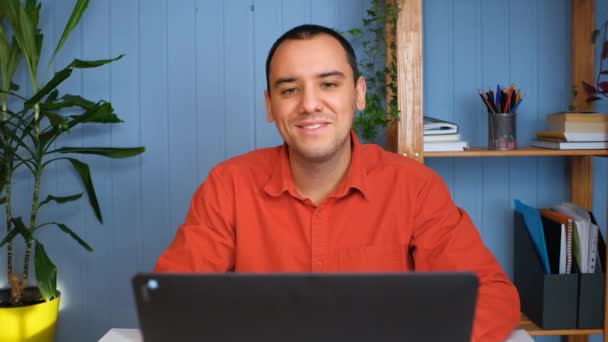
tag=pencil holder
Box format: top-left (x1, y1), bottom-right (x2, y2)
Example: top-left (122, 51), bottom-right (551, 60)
top-left (488, 113), bottom-right (516, 150)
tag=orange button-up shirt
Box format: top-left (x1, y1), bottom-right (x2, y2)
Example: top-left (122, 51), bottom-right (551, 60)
top-left (155, 134), bottom-right (520, 341)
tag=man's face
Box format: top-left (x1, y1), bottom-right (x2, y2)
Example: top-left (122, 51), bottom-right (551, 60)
top-left (264, 34), bottom-right (366, 163)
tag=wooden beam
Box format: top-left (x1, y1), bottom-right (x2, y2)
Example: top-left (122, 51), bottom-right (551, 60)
top-left (571, 0), bottom-right (595, 111)
top-left (570, 156), bottom-right (593, 210)
top-left (386, 0), bottom-right (423, 162)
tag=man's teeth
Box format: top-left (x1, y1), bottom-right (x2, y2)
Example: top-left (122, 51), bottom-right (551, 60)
top-left (302, 124), bottom-right (322, 130)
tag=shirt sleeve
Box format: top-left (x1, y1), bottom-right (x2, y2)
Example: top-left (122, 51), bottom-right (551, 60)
top-left (411, 171), bottom-right (520, 342)
top-left (154, 167), bottom-right (236, 272)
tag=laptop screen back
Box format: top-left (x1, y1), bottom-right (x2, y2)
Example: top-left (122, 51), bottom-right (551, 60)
top-left (132, 272), bottom-right (478, 342)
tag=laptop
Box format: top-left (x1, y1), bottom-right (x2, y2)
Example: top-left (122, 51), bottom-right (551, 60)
top-left (132, 272), bottom-right (478, 342)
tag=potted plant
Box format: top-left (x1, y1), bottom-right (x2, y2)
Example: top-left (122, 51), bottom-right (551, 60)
top-left (346, 0), bottom-right (400, 141)
top-left (582, 19), bottom-right (608, 104)
top-left (0, 1), bottom-right (144, 341)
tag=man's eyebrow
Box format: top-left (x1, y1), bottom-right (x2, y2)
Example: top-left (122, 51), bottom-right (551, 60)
top-left (319, 70), bottom-right (345, 79)
top-left (273, 77), bottom-right (297, 88)
top-left (272, 71), bottom-right (346, 88)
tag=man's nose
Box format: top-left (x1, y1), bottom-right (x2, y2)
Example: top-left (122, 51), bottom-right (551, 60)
top-left (297, 86), bottom-right (322, 114)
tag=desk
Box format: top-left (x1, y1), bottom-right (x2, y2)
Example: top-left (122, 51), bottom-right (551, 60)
top-left (98, 328), bottom-right (534, 341)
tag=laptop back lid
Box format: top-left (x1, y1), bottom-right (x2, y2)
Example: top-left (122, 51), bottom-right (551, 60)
top-left (132, 272), bottom-right (478, 342)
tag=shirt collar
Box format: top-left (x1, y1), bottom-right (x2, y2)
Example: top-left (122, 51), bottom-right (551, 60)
top-left (264, 131), bottom-right (369, 200)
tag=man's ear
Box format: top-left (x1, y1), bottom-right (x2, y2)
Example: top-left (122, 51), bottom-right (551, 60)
top-left (264, 90), bottom-right (274, 123)
top-left (355, 76), bottom-right (366, 111)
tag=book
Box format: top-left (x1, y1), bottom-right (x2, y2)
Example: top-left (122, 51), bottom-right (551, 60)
top-left (423, 116), bottom-right (458, 135)
top-left (547, 112), bottom-right (608, 123)
top-left (547, 121), bottom-right (608, 133)
top-left (540, 209), bottom-right (573, 274)
top-left (423, 133), bottom-right (461, 142)
top-left (532, 139), bottom-right (608, 150)
top-left (535, 131), bottom-right (608, 142)
top-left (546, 112), bottom-right (608, 133)
top-left (423, 140), bottom-right (468, 152)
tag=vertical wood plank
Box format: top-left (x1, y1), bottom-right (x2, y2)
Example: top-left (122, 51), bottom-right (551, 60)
top-left (139, 0), bottom-right (170, 270)
top-left (282, 0), bottom-right (311, 28)
top-left (253, 1), bottom-right (283, 149)
top-left (571, 0), bottom-right (595, 111)
top-left (421, 0), bottom-right (455, 188)
top-left (109, 0), bottom-right (141, 329)
top-left (452, 0), bottom-right (482, 239)
top-left (80, 0), bottom-right (112, 339)
top-left (50, 1), bottom-right (85, 341)
top-left (481, 0), bottom-right (513, 276)
top-left (570, 156), bottom-right (593, 209)
top-left (197, 0), bottom-right (226, 174)
top-left (390, 0), bottom-right (423, 161)
top-left (537, 0), bottom-right (570, 211)
top-left (224, 2), bottom-right (255, 157)
top-left (167, 0), bottom-right (198, 226)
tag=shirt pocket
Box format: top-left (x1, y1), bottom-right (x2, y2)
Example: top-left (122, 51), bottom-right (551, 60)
top-left (337, 244), bottom-right (406, 272)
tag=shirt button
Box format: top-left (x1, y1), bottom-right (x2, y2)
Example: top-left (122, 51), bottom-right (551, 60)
top-left (313, 261), bottom-right (323, 269)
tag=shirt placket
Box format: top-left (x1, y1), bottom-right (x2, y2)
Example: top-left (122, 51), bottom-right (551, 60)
top-left (310, 203), bottom-right (327, 272)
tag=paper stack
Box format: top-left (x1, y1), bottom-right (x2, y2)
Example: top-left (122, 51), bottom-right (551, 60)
top-left (423, 116), bottom-right (469, 152)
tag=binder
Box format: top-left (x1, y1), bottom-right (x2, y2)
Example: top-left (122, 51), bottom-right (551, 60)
top-left (540, 209), bottom-right (573, 274)
top-left (577, 211), bottom-right (606, 328)
top-left (514, 200), bottom-right (551, 274)
top-left (513, 212), bottom-right (578, 329)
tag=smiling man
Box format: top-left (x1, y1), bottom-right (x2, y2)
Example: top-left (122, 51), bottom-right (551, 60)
top-left (155, 24), bottom-right (520, 341)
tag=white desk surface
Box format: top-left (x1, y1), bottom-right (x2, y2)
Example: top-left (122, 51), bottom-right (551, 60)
top-left (99, 328), bottom-right (533, 342)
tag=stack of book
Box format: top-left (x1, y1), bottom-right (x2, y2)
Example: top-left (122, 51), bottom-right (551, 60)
top-left (423, 117), bottom-right (468, 152)
top-left (532, 112), bottom-right (608, 149)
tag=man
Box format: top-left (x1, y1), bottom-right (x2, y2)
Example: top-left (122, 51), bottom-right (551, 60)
top-left (155, 24), bottom-right (520, 341)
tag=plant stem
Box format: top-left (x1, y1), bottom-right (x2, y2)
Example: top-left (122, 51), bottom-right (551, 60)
top-left (2, 99), bottom-right (14, 278)
top-left (23, 103), bottom-right (41, 283)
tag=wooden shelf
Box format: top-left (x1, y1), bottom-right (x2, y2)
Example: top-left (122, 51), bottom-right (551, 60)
top-left (392, 1), bottom-right (606, 341)
top-left (424, 147), bottom-right (608, 158)
top-left (518, 313), bottom-right (603, 336)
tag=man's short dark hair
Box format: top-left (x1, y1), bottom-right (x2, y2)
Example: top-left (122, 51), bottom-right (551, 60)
top-left (265, 24), bottom-right (359, 96)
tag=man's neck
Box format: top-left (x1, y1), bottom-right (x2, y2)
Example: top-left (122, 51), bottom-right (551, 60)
top-left (289, 141), bottom-right (352, 206)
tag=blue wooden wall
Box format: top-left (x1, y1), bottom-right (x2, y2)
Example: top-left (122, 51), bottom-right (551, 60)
top-left (0, 1), bottom-right (606, 341)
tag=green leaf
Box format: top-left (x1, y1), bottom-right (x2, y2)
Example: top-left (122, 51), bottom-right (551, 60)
top-left (40, 94), bottom-right (97, 111)
top-left (51, 222), bottom-right (93, 252)
top-left (39, 193), bottom-right (83, 208)
top-left (592, 29), bottom-right (600, 44)
top-left (49, 0), bottom-right (89, 71)
top-left (34, 242), bottom-right (58, 301)
top-left (68, 102), bottom-right (122, 128)
top-left (17, 4), bottom-right (40, 71)
top-left (44, 89), bottom-right (59, 104)
top-left (66, 158), bottom-right (102, 223)
top-left (55, 146), bottom-right (145, 158)
top-left (41, 111), bottom-right (69, 131)
top-left (0, 225), bottom-right (20, 248)
top-left (25, 67), bottom-right (73, 107)
top-left (9, 82), bottom-right (19, 91)
top-left (0, 197), bottom-right (5, 205)
top-left (0, 217), bottom-right (32, 247)
top-left (24, 0), bottom-right (40, 29)
top-left (68, 55), bottom-right (124, 69)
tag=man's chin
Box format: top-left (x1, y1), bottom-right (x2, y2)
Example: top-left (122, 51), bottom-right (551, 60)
top-left (291, 145), bottom-right (337, 163)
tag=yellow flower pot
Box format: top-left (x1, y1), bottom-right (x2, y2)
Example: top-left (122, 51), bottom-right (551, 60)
top-left (0, 288), bottom-right (60, 342)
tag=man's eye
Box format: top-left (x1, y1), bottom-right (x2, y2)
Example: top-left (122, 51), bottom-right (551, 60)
top-left (321, 82), bottom-right (338, 88)
top-left (281, 88), bottom-right (297, 95)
